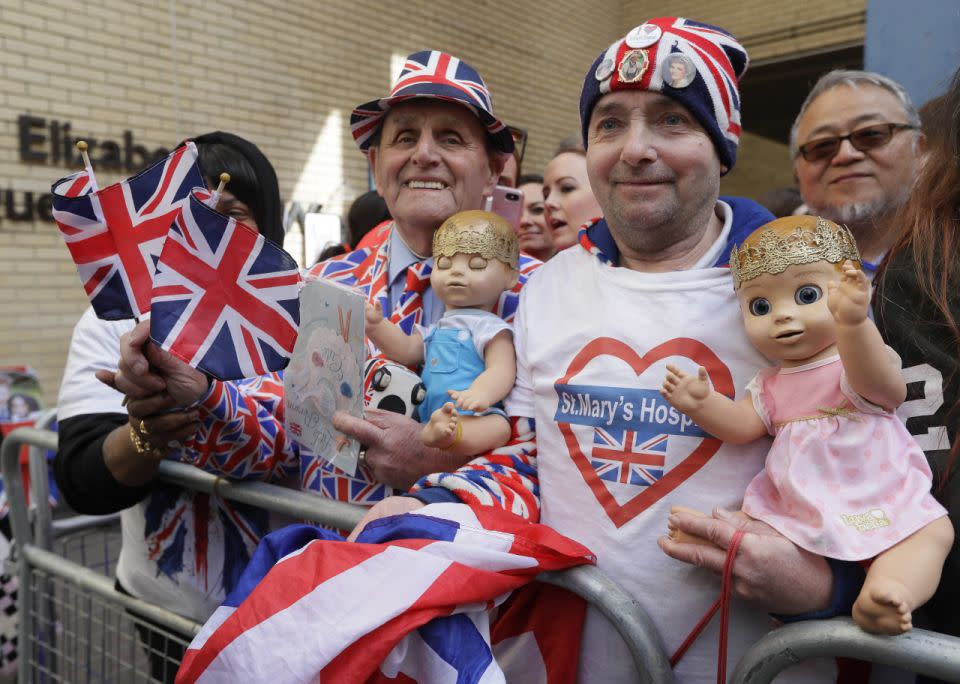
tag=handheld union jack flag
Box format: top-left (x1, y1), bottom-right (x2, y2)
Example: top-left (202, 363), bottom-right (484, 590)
top-left (150, 191), bottom-right (301, 381)
top-left (52, 142), bottom-right (204, 320)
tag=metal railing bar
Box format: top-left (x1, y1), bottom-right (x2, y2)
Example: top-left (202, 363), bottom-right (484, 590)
top-left (539, 565), bottom-right (673, 683)
top-left (157, 460), bottom-right (366, 530)
top-left (22, 544), bottom-right (202, 638)
top-left (730, 617), bottom-right (960, 684)
top-left (51, 512), bottom-right (123, 537)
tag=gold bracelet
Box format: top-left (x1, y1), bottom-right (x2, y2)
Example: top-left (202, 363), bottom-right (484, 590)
top-left (129, 425), bottom-right (163, 459)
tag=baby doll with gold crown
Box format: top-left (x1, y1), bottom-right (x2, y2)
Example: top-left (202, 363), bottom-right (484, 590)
top-left (365, 210), bottom-right (519, 457)
top-left (660, 215), bottom-right (953, 635)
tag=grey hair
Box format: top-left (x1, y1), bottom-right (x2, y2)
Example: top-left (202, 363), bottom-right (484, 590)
top-left (789, 70), bottom-right (922, 158)
top-left (553, 134), bottom-right (585, 158)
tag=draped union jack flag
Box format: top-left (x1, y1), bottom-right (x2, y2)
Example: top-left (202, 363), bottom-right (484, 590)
top-left (150, 191), bottom-right (301, 381)
top-left (591, 427), bottom-right (666, 487)
top-left (176, 504), bottom-right (592, 683)
top-left (51, 142), bottom-right (204, 320)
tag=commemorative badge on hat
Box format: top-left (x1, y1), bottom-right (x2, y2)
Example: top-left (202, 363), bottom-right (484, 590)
top-left (350, 50), bottom-right (514, 154)
top-left (579, 17), bottom-right (749, 172)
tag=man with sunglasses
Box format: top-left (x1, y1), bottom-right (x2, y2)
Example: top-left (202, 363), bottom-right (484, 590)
top-left (791, 70), bottom-right (926, 275)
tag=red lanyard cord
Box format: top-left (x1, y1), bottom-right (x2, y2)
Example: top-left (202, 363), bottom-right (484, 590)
top-left (669, 528), bottom-right (747, 684)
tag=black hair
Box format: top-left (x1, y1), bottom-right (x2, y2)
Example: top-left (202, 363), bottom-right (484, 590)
top-left (346, 191), bottom-right (391, 247)
top-left (517, 174), bottom-right (544, 186)
top-left (8, 392), bottom-right (40, 415)
top-left (187, 131), bottom-right (285, 247)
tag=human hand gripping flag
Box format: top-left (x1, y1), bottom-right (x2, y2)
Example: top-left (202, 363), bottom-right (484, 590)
top-left (149, 191), bottom-right (302, 381)
top-left (51, 142), bottom-right (205, 320)
top-left (176, 503), bottom-right (594, 684)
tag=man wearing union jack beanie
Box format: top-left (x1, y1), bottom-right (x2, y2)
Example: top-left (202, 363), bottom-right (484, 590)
top-left (353, 19), bottom-right (862, 682)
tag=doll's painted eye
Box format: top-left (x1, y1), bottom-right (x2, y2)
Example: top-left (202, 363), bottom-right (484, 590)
top-left (469, 256), bottom-right (488, 270)
top-left (795, 285), bottom-right (823, 305)
top-left (436, 256), bottom-right (452, 269)
top-left (749, 298), bottom-right (771, 316)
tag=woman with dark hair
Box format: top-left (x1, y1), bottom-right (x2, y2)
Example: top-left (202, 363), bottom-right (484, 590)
top-left (516, 173), bottom-right (556, 261)
top-left (873, 68), bottom-right (960, 643)
top-left (54, 132), bottom-right (292, 682)
top-left (192, 131), bottom-right (285, 246)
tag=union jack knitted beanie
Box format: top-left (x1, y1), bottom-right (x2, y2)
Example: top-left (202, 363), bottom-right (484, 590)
top-left (579, 18), bottom-right (748, 173)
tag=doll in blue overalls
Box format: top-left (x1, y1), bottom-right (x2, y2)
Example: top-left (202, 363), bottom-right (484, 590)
top-left (365, 210), bottom-right (520, 458)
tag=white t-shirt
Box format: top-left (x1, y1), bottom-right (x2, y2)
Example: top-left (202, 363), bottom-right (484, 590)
top-left (507, 239), bottom-right (834, 682)
top-left (58, 308), bottom-right (261, 622)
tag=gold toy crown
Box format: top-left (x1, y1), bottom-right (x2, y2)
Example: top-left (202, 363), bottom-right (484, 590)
top-left (433, 210), bottom-right (519, 269)
top-left (729, 216), bottom-right (861, 288)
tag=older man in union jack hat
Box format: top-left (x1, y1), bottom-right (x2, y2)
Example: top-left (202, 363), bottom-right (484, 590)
top-left (301, 51), bottom-right (541, 514)
top-left (356, 20), bottom-right (859, 683)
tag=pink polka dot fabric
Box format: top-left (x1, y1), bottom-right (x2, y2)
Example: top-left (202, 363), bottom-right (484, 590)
top-left (741, 356), bottom-right (947, 561)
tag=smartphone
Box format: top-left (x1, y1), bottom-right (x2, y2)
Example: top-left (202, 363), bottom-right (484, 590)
top-left (484, 185), bottom-right (524, 231)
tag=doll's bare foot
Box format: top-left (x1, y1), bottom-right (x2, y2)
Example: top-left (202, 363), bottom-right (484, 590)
top-left (421, 402), bottom-right (460, 448)
top-left (853, 579), bottom-right (913, 634)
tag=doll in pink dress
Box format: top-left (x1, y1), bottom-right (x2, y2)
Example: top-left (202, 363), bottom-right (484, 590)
top-left (660, 216), bottom-right (953, 635)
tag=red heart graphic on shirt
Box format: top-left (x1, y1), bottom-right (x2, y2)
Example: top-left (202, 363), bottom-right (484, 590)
top-left (555, 337), bottom-right (733, 528)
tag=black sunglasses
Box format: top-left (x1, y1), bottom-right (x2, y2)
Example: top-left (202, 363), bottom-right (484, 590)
top-left (797, 123), bottom-right (917, 162)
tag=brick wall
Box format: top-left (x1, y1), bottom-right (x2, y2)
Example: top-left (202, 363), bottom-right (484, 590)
top-left (622, 0), bottom-right (866, 63)
top-left (0, 0), bottom-right (622, 405)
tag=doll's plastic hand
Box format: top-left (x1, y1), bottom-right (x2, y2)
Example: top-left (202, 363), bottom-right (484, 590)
top-left (448, 387), bottom-right (491, 413)
top-left (827, 260), bottom-right (870, 326)
top-left (365, 301), bottom-right (385, 326)
top-left (660, 364), bottom-right (711, 413)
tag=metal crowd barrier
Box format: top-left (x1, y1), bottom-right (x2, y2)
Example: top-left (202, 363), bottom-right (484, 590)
top-left (731, 618), bottom-right (960, 683)
top-left (2, 426), bottom-right (674, 683)
top-left (7, 426), bottom-right (960, 683)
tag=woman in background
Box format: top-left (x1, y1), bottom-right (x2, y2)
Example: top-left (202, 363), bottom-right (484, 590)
top-left (542, 135), bottom-right (602, 252)
top-left (873, 67), bottom-right (960, 649)
top-left (516, 173), bottom-right (555, 261)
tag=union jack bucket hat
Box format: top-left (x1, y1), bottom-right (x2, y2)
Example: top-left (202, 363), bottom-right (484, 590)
top-left (580, 17), bottom-right (748, 172)
top-left (351, 50), bottom-right (514, 155)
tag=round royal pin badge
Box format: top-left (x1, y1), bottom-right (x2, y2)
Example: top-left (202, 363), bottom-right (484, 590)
top-left (625, 23), bottom-right (661, 48)
top-left (617, 49), bottom-right (649, 84)
top-left (595, 58), bottom-right (615, 81)
top-left (662, 53), bottom-right (696, 89)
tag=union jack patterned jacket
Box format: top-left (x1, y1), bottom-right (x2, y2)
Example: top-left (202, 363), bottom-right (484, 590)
top-left (185, 226), bottom-right (541, 508)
